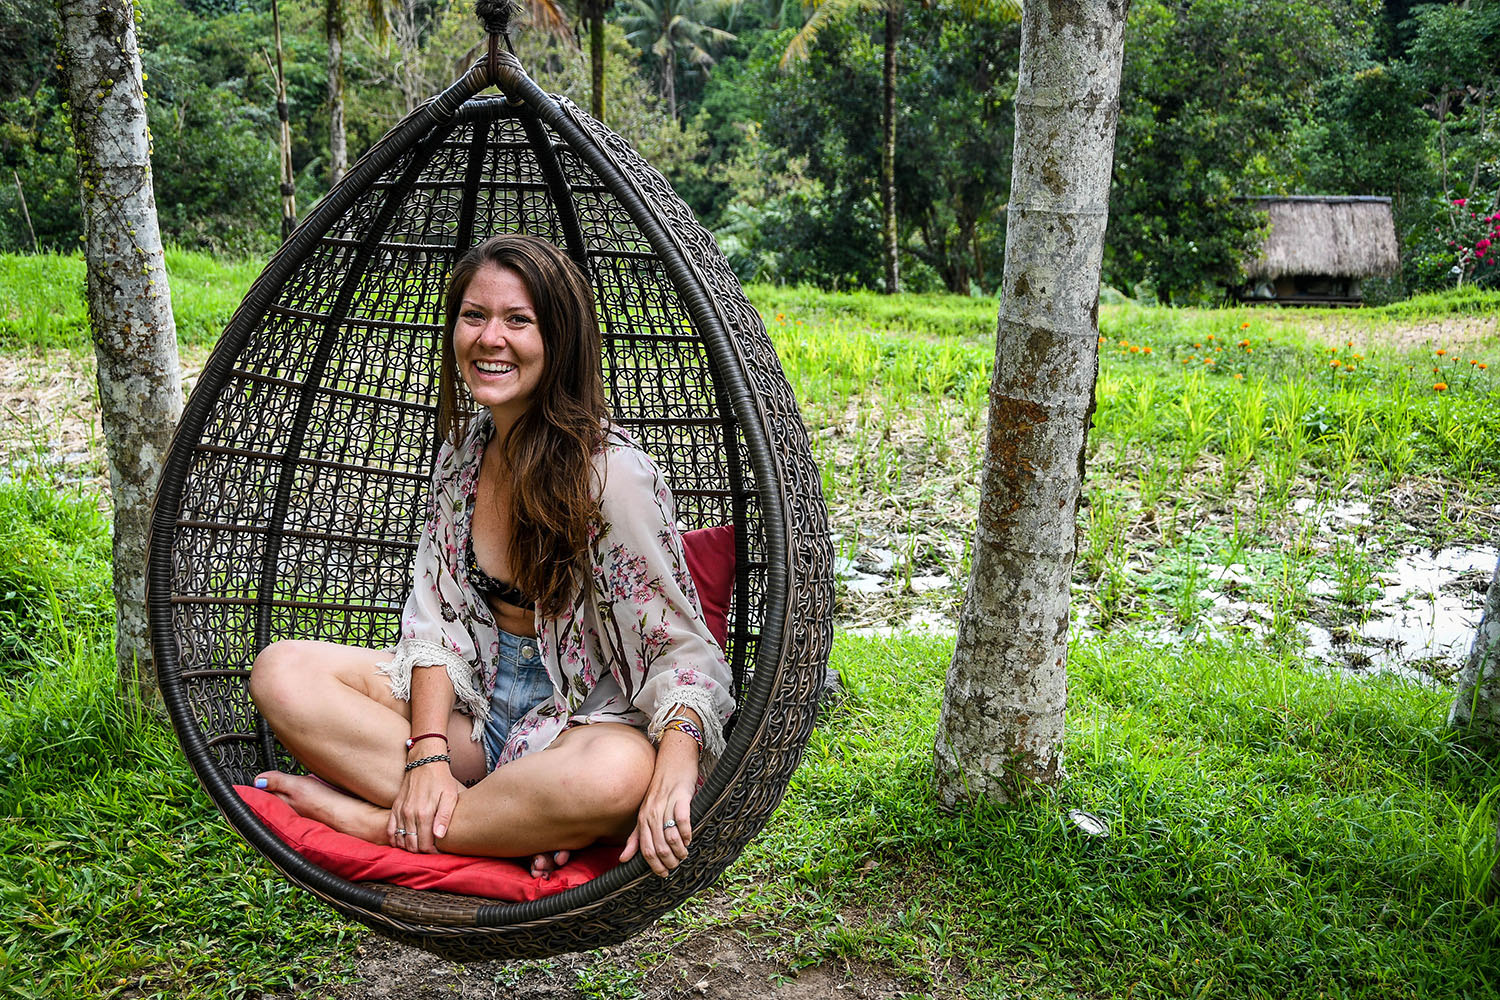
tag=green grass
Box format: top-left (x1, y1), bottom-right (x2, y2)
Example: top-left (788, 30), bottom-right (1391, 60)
top-left (702, 631), bottom-right (1500, 998)
top-left (3, 478), bottom-right (1496, 997)
top-left (0, 479), bottom-right (356, 1000)
top-left (4, 256), bottom-right (1500, 995)
top-left (0, 249), bottom-right (261, 350)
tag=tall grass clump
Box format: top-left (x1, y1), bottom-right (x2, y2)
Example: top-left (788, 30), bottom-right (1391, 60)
top-left (0, 479), bottom-right (356, 1000)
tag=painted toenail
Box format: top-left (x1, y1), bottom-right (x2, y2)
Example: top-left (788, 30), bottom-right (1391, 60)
top-left (254, 777), bottom-right (268, 789)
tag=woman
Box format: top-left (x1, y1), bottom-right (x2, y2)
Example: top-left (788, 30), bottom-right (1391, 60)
top-left (249, 234), bottom-right (735, 879)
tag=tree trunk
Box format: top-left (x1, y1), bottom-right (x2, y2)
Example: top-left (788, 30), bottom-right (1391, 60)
top-left (327, 0), bottom-right (348, 186)
top-left (1450, 557), bottom-right (1500, 739)
top-left (56, 0), bottom-right (185, 710)
top-left (932, 0), bottom-right (1128, 808)
top-left (588, 0), bottom-right (607, 121)
top-left (881, 4), bottom-right (900, 295)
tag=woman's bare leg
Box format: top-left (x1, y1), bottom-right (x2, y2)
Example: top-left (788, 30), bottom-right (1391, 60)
top-left (247, 640), bottom-right (483, 806)
top-left (256, 721), bottom-right (655, 858)
top-left (250, 640), bottom-right (656, 858)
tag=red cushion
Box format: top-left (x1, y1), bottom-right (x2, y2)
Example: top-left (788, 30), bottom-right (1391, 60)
top-left (234, 785), bottom-right (619, 900)
top-left (681, 525), bottom-right (735, 647)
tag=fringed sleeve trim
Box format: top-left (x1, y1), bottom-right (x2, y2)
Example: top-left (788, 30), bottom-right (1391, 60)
top-left (646, 686), bottom-right (727, 770)
top-left (376, 638), bottom-right (488, 742)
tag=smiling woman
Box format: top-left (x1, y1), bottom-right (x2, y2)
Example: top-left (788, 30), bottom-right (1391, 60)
top-left (249, 234), bottom-right (736, 881)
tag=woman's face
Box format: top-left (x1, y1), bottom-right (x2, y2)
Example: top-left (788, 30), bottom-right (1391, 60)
top-left (453, 263), bottom-right (546, 429)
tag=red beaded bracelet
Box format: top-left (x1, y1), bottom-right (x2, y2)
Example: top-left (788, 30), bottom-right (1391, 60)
top-left (405, 732), bottom-right (448, 750)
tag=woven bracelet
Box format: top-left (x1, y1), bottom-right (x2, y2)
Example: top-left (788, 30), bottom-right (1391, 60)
top-left (404, 753), bottom-right (451, 772)
top-left (662, 718), bottom-right (704, 750)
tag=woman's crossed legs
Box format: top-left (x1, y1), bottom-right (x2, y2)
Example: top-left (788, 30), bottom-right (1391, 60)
top-left (248, 640), bottom-right (655, 869)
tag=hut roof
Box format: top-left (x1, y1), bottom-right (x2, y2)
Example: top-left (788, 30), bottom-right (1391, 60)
top-left (1241, 195), bottom-right (1399, 280)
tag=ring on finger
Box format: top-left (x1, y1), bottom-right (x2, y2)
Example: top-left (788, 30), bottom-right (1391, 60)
top-left (663, 818), bottom-right (677, 830)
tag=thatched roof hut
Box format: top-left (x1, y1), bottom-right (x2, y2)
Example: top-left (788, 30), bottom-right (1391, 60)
top-left (1239, 196), bottom-right (1398, 304)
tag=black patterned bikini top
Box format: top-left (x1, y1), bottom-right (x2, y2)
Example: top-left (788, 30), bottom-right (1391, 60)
top-left (464, 497), bottom-right (534, 609)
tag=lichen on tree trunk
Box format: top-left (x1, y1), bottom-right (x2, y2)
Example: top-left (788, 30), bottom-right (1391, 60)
top-left (56, 0), bottom-right (185, 710)
top-left (932, 0), bottom-right (1128, 808)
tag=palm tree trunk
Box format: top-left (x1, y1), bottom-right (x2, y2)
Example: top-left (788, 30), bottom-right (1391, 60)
top-left (932, 0), bottom-right (1128, 807)
top-left (56, 0), bottom-right (185, 711)
top-left (881, 4), bottom-right (900, 294)
top-left (327, 0), bottom-right (348, 186)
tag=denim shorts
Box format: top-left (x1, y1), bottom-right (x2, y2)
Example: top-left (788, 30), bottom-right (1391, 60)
top-left (482, 629), bottom-right (555, 772)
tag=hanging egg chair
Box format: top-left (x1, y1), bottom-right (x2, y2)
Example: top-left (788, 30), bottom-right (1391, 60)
top-left (147, 5), bottom-right (833, 961)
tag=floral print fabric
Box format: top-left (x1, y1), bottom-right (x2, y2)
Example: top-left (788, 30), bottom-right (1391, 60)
top-left (376, 412), bottom-right (735, 770)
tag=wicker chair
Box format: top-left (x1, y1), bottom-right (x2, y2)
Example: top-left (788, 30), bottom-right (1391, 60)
top-left (146, 16), bottom-right (833, 961)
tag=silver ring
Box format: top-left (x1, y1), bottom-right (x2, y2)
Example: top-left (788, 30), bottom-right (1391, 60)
top-left (396, 828), bottom-right (408, 836)
top-left (663, 818), bottom-right (677, 829)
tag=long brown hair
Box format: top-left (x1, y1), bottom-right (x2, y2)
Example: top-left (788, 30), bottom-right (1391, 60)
top-left (437, 234), bottom-right (608, 618)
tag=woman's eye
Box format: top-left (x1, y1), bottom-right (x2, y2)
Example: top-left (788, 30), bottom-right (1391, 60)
top-left (462, 309), bottom-right (484, 321)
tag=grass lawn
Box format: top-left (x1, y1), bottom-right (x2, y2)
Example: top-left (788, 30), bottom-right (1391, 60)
top-left (1, 251), bottom-right (1498, 997)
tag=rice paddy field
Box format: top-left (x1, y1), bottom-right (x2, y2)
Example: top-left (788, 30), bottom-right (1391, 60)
top-left (2, 251), bottom-right (1499, 998)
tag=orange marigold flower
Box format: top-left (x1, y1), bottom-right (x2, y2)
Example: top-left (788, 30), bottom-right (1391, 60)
top-left (1130, 345), bottom-right (1141, 353)
top-left (776, 313), bottom-right (785, 322)
top-left (1479, 363), bottom-right (1489, 370)
top-left (1239, 321), bottom-right (1250, 329)
top-left (1331, 360), bottom-right (1342, 368)
top-left (1208, 334), bottom-right (1216, 341)
top-left (1182, 358), bottom-right (1192, 365)
top-left (1143, 346), bottom-right (1153, 354)
top-left (1238, 339), bottom-right (1250, 347)
top-left (1433, 382), bottom-right (1448, 391)
top-left (1352, 354), bottom-right (1363, 361)
top-left (1194, 342), bottom-right (1203, 348)
top-left (1471, 359), bottom-right (1479, 365)
top-left (1203, 357), bottom-right (1215, 365)
top-left (1436, 349), bottom-right (1446, 356)
top-left (1346, 341), bottom-right (1354, 348)
top-left (1233, 373), bottom-right (1245, 380)
top-left (1119, 339), bottom-right (1129, 347)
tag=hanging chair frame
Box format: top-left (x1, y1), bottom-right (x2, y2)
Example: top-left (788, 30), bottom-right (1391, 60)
top-left (148, 48), bottom-right (833, 960)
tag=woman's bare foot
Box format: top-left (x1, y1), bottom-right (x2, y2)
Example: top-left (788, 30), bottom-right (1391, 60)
top-left (254, 771), bottom-right (388, 844)
top-left (528, 849), bottom-right (572, 878)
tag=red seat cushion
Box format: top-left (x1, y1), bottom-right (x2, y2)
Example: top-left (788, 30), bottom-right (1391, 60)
top-left (235, 785), bottom-right (619, 900)
top-left (681, 524), bottom-right (735, 648)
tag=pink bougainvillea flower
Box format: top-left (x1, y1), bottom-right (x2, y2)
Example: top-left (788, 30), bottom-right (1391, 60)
top-left (1453, 198), bottom-right (1467, 206)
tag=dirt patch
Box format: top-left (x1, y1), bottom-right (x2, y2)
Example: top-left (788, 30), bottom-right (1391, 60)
top-left (270, 908), bottom-right (924, 1000)
top-left (0, 346), bottom-right (210, 502)
top-left (1300, 314), bottom-right (1500, 354)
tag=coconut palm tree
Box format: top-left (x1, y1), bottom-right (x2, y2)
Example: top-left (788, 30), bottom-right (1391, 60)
top-left (619, 0), bottom-right (737, 120)
top-left (782, 0), bottom-right (1019, 294)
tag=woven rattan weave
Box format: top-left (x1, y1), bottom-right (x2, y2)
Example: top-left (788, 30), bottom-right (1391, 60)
top-left (146, 40), bottom-right (833, 960)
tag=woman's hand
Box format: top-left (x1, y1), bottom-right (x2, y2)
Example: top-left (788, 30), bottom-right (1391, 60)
top-left (620, 725), bottom-right (700, 877)
top-left (388, 757), bottom-right (465, 853)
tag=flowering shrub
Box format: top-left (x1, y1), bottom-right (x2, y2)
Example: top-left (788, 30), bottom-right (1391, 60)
top-left (1433, 193), bottom-right (1500, 288)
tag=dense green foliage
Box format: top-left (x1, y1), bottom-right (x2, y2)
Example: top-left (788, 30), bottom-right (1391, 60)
top-left (1, 1), bottom-right (1495, 294)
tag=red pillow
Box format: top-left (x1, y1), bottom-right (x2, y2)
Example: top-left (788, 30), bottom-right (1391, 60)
top-left (235, 785), bottom-right (619, 900)
top-left (681, 525), bottom-right (735, 647)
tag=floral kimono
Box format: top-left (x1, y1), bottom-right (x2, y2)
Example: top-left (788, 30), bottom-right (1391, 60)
top-left (376, 412), bottom-right (735, 770)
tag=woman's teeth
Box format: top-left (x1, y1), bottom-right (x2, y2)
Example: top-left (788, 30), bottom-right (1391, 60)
top-left (474, 361), bottom-right (515, 375)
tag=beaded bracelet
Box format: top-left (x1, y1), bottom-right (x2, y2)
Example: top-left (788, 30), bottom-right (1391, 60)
top-left (405, 732), bottom-right (448, 750)
top-left (662, 717), bottom-right (704, 750)
top-left (404, 753), bottom-right (451, 772)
